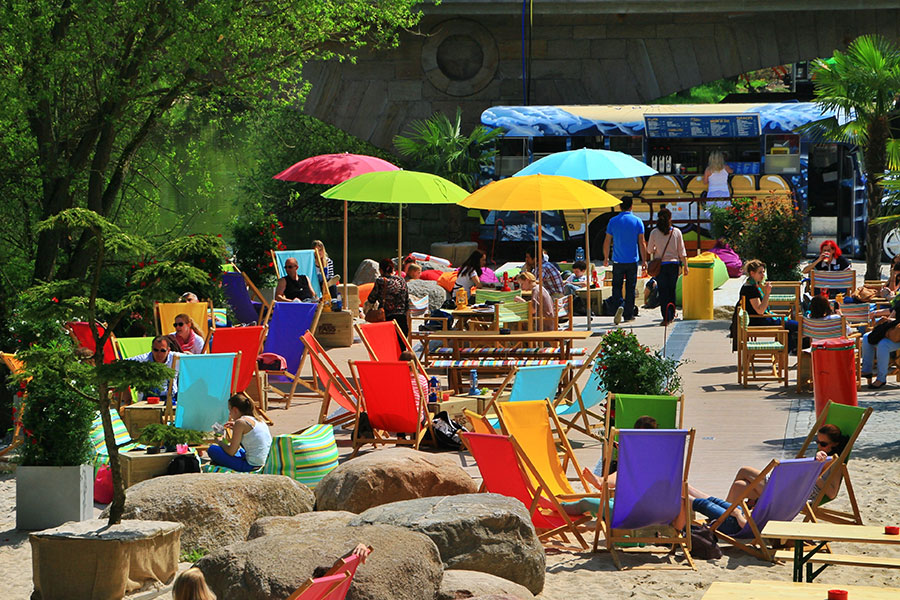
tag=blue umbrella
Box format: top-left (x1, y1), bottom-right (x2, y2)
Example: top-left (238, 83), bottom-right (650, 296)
top-left (514, 149), bottom-right (657, 329)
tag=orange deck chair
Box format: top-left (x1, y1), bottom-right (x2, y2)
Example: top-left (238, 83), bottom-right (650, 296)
top-left (302, 331), bottom-right (360, 427)
top-left (355, 320), bottom-right (427, 378)
top-left (65, 321), bottom-right (117, 363)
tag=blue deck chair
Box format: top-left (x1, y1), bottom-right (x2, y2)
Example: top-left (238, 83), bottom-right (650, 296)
top-left (174, 353), bottom-right (238, 431)
top-left (708, 457), bottom-right (828, 562)
top-left (222, 271), bottom-right (271, 326)
top-left (552, 344), bottom-right (604, 441)
top-left (261, 301), bottom-right (322, 408)
top-left (481, 363), bottom-right (568, 428)
top-left (595, 428), bottom-right (696, 570)
top-left (272, 249), bottom-right (323, 297)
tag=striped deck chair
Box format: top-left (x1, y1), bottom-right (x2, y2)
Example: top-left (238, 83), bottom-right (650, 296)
top-left (301, 331), bottom-right (360, 427)
top-left (259, 425), bottom-right (339, 489)
top-left (211, 326), bottom-right (270, 424)
top-left (90, 409), bottom-right (141, 469)
top-left (797, 315), bottom-right (858, 393)
top-left (708, 457), bottom-right (827, 561)
top-left (795, 401), bottom-right (872, 525)
top-left (65, 321), bottom-right (117, 364)
top-left (766, 281), bottom-right (801, 319)
top-left (349, 360), bottom-right (434, 456)
top-left (552, 344), bottom-right (605, 441)
top-left (1, 352), bottom-right (27, 458)
top-left (840, 302), bottom-right (875, 331)
top-left (497, 301), bottom-right (533, 331)
top-left (173, 353), bottom-right (238, 431)
top-left (261, 301), bottom-right (323, 409)
top-left (355, 320), bottom-right (427, 379)
top-left (595, 428), bottom-right (696, 570)
top-left (154, 301), bottom-right (214, 352)
top-left (272, 249), bottom-right (323, 297)
top-left (474, 289), bottom-right (521, 303)
top-left (462, 432), bottom-right (598, 549)
top-left (222, 270), bottom-right (271, 326)
top-left (809, 269), bottom-right (856, 298)
top-left (481, 364), bottom-right (568, 429)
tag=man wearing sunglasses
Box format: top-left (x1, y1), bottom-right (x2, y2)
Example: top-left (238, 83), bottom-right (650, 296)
top-left (274, 257), bottom-right (318, 303)
top-left (127, 335), bottom-right (182, 403)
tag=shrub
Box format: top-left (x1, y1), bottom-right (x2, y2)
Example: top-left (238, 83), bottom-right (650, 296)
top-left (230, 205), bottom-right (286, 287)
top-left (13, 341), bottom-right (95, 467)
top-left (594, 329), bottom-right (683, 396)
top-left (708, 197), bottom-right (807, 281)
top-left (139, 424), bottom-right (207, 447)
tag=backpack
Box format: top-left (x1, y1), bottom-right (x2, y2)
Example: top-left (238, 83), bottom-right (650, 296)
top-left (166, 453), bottom-right (201, 475)
top-left (257, 352), bottom-right (287, 371)
top-left (430, 411), bottom-right (467, 450)
top-left (690, 523), bottom-right (723, 560)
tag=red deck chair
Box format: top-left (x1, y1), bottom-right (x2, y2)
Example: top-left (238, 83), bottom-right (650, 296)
top-left (211, 325), bottom-right (270, 425)
top-left (285, 548), bottom-right (370, 600)
top-left (284, 573), bottom-right (351, 600)
top-left (355, 320), bottom-right (427, 378)
top-left (301, 331), bottom-right (360, 427)
top-left (349, 360), bottom-right (434, 456)
top-left (461, 432), bottom-right (594, 549)
top-left (65, 321), bottom-right (116, 364)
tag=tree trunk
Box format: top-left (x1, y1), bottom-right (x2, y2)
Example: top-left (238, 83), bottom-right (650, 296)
top-left (97, 380), bottom-right (126, 526)
top-left (865, 118), bottom-right (889, 281)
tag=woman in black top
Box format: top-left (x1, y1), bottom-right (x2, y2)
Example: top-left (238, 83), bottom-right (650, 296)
top-left (367, 258), bottom-right (410, 337)
top-left (274, 257), bottom-right (317, 302)
top-left (740, 259), bottom-right (798, 351)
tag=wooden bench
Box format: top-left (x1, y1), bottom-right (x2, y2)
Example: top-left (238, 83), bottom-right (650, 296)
top-left (431, 347), bottom-right (587, 357)
top-left (773, 550), bottom-right (900, 571)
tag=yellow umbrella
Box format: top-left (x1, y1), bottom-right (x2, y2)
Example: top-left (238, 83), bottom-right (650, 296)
top-left (460, 175), bottom-right (620, 329)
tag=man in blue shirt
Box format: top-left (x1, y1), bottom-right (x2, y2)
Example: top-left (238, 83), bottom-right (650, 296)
top-left (603, 196), bottom-right (647, 323)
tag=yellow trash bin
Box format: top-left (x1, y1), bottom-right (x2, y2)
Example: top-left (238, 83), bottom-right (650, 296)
top-left (683, 254), bottom-right (714, 320)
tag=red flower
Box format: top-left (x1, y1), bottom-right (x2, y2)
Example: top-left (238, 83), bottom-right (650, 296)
top-left (217, 234), bottom-right (222, 237)
top-left (277, 221), bottom-right (284, 228)
top-left (139, 262), bottom-right (145, 267)
top-left (200, 258), bottom-right (206, 263)
top-left (24, 429), bottom-right (32, 437)
top-left (140, 281), bottom-right (147, 287)
top-left (52, 297), bottom-right (58, 303)
top-left (31, 438), bottom-right (37, 445)
top-left (268, 261), bottom-right (274, 267)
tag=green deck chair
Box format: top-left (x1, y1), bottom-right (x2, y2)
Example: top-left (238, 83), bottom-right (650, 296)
top-left (114, 337), bottom-right (155, 403)
top-left (795, 401), bottom-right (872, 525)
top-left (474, 289), bottom-right (521, 304)
top-left (603, 393), bottom-right (685, 459)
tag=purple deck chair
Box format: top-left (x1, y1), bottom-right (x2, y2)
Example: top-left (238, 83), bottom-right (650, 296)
top-left (709, 457), bottom-right (828, 561)
top-left (596, 428), bottom-right (696, 570)
top-left (261, 301), bottom-right (322, 408)
top-left (222, 271), bottom-right (267, 326)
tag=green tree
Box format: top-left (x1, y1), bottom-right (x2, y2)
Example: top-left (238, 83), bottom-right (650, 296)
top-left (800, 35), bottom-right (900, 279)
top-left (0, 0), bottom-right (428, 284)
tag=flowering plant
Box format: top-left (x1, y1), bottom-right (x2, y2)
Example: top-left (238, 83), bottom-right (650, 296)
top-left (230, 206), bottom-right (286, 287)
top-left (594, 329), bottom-right (683, 396)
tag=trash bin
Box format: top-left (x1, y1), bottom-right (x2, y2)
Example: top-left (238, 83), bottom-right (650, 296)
top-left (683, 254), bottom-right (714, 320)
top-left (811, 338), bottom-right (858, 416)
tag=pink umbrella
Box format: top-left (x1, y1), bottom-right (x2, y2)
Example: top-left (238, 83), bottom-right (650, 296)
top-left (273, 153), bottom-right (399, 301)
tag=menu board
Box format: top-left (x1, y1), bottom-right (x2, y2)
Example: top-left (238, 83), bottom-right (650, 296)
top-left (644, 114), bottom-right (761, 138)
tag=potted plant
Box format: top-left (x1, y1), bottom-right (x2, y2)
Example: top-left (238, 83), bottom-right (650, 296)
top-left (13, 341), bottom-right (96, 530)
top-left (594, 329), bottom-right (683, 396)
top-left (139, 424), bottom-right (207, 453)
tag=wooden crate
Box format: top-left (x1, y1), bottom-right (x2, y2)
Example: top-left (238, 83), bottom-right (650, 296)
top-left (120, 450), bottom-right (176, 488)
top-left (427, 394), bottom-right (490, 423)
top-left (315, 310), bottom-right (354, 348)
top-left (120, 402), bottom-right (165, 439)
top-left (343, 283), bottom-right (359, 316)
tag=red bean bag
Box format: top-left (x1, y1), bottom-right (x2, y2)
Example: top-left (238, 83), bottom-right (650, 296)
top-left (419, 269), bottom-right (442, 282)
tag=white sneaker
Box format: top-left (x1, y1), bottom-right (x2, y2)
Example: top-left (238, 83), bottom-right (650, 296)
top-left (614, 306), bottom-right (624, 325)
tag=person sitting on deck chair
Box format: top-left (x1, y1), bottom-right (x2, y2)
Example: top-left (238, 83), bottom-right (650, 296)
top-left (207, 395), bottom-right (273, 472)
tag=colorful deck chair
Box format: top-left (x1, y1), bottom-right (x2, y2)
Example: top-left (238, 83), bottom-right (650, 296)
top-left (301, 331), bottom-right (360, 427)
top-left (154, 301), bottom-right (214, 351)
top-left (261, 301), bottom-right (322, 409)
top-left (482, 363), bottom-right (568, 428)
top-left (285, 573), bottom-right (350, 600)
top-left (173, 353), bottom-right (237, 431)
top-left (463, 409), bottom-right (496, 435)
top-left (708, 457), bottom-right (828, 561)
top-left (552, 344), bottom-right (605, 441)
top-left (272, 249), bottom-right (323, 297)
top-left (595, 428), bottom-right (696, 569)
top-left (796, 315), bottom-right (857, 392)
top-left (222, 270), bottom-right (271, 326)
top-left (65, 321), bottom-right (117, 363)
top-left (260, 425), bottom-right (340, 489)
top-left (474, 289), bottom-right (521, 304)
top-left (113, 337), bottom-right (153, 360)
top-left (604, 393), bottom-right (684, 438)
top-left (285, 548), bottom-right (369, 600)
top-left (496, 301), bottom-right (533, 330)
top-left (90, 409), bottom-right (141, 468)
top-left (349, 360), bottom-right (434, 456)
top-left (462, 432), bottom-right (597, 549)
top-left (840, 302), bottom-right (876, 330)
top-left (1, 352), bottom-right (27, 458)
top-left (809, 269), bottom-right (856, 298)
top-left (211, 325), bottom-right (270, 424)
top-left (355, 320), bottom-right (427, 379)
top-left (795, 401), bottom-right (872, 525)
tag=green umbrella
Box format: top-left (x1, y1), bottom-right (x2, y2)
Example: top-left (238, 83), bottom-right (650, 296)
top-left (321, 170), bottom-right (469, 269)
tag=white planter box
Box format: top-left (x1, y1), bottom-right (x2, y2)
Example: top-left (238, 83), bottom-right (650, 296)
top-left (16, 464), bottom-right (93, 530)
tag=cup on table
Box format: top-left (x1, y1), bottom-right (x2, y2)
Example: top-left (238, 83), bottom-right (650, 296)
top-left (885, 525), bottom-right (900, 535)
top-left (146, 396), bottom-right (160, 405)
top-left (828, 590), bottom-right (848, 600)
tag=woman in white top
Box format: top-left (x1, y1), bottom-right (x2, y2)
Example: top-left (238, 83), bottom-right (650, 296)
top-left (456, 250), bottom-right (486, 302)
top-left (703, 151), bottom-right (733, 199)
top-left (208, 395), bottom-right (272, 471)
top-left (647, 208), bottom-right (688, 326)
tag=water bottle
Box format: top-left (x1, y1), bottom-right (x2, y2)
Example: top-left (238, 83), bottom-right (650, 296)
top-left (575, 246), bottom-right (585, 262)
top-left (469, 369), bottom-right (479, 396)
top-left (428, 376), bottom-right (439, 403)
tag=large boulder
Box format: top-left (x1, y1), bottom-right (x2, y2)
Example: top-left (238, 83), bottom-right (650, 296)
top-left (349, 494), bottom-right (544, 595)
top-left (247, 511), bottom-right (355, 540)
top-left (103, 473), bottom-right (314, 552)
top-left (439, 571), bottom-right (535, 600)
top-left (315, 448), bottom-right (478, 513)
top-left (353, 259), bottom-right (380, 285)
top-left (198, 521), bottom-right (443, 600)
top-left (407, 279), bottom-right (449, 313)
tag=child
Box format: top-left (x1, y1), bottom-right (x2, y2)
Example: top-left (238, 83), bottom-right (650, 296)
top-left (173, 568), bottom-right (215, 600)
top-left (563, 260), bottom-right (588, 297)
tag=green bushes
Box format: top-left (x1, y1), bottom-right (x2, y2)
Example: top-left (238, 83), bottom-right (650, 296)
top-left (229, 207), bottom-right (286, 288)
top-left (594, 329), bottom-right (683, 396)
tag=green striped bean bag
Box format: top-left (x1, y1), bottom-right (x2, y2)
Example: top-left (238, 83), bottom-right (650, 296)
top-left (90, 409), bottom-right (142, 468)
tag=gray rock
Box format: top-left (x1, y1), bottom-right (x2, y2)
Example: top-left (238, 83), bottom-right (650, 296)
top-left (102, 473), bottom-right (314, 552)
top-left (247, 511), bottom-right (356, 540)
top-left (349, 494), bottom-right (544, 595)
top-left (315, 448), bottom-right (478, 514)
top-left (198, 524), bottom-right (443, 600)
top-left (353, 259), bottom-right (380, 285)
top-left (438, 570), bottom-right (535, 600)
top-left (407, 279), bottom-right (449, 313)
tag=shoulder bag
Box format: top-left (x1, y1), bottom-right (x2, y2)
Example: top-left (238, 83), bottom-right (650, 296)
top-left (647, 230), bottom-right (673, 278)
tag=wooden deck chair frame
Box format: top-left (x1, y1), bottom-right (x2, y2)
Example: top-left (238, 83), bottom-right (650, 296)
top-left (302, 331), bottom-right (360, 428)
top-left (766, 280), bottom-right (801, 319)
top-left (354, 319), bottom-right (428, 380)
top-left (0, 352), bottom-right (27, 458)
top-left (736, 302), bottom-right (789, 388)
top-left (408, 296), bottom-right (449, 346)
top-left (707, 459), bottom-right (818, 562)
top-left (153, 301), bottom-right (215, 352)
top-left (594, 427), bottom-right (696, 570)
top-left (602, 392), bottom-right (685, 439)
top-left (234, 265), bottom-right (273, 326)
top-left (550, 343), bottom-right (605, 441)
top-left (795, 402), bottom-right (873, 526)
top-left (348, 359), bottom-right (435, 456)
top-left (264, 302), bottom-right (324, 409)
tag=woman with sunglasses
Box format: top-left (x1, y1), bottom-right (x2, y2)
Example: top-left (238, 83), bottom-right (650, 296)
top-left (169, 313), bottom-right (204, 354)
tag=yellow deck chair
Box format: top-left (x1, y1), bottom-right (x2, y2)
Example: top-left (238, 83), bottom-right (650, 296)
top-left (154, 301), bottom-right (214, 352)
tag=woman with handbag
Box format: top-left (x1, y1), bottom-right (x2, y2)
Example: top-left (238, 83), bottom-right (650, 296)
top-left (366, 258), bottom-right (410, 337)
top-left (647, 208), bottom-right (688, 326)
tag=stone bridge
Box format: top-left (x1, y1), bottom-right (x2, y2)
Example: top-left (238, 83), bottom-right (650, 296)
top-left (300, 1), bottom-right (900, 149)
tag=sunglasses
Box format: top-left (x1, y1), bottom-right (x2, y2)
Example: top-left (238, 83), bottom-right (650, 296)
top-left (285, 265), bottom-right (298, 270)
top-left (816, 439), bottom-right (831, 447)
top-left (152, 348), bottom-right (168, 353)
top-left (174, 322), bottom-right (185, 327)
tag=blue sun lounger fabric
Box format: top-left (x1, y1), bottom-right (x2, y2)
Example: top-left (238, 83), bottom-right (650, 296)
top-left (273, 249), bottom-right (322, 297)
top-left (262, 302), bottom-right (319, 381)
top-left (489, 364), bottom-right (566, 428)
top-left (174, 353), bottom-right (236, 431)
top-left (222, 271), bottom-right (260, 326)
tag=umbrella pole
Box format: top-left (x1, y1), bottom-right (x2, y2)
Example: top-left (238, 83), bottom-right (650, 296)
top-left (398, 202), bottom-right (403, 271)
top-left (537, 210), bottom-right (543, 332)
top-left (343, 200), bottom-right (349, 306)
top-left (585, 208), bottom-right (592, 330)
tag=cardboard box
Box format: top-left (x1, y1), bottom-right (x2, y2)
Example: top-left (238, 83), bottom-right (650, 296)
top-left (120, 450), bottom-right (176, 488)
top-left (120, 402), bottom-right (165, 439)
top-left (427, 394), bottom-right (490, 423)
top-left (315, 310), bottom-right (354, 348)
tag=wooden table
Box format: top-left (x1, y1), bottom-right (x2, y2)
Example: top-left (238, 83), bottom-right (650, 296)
top-left (575, 286), bottom-right (607, 315)
top-left (450, 307), bottom-right (497, 330)
top-left (119, 450), bottom-right (177, 488)
top-left (703, 581), bottom-right (900, 600)
top-left (762, 520), bottom-right (900, 582)
top-left (120, 401), bottom-right (166, 438)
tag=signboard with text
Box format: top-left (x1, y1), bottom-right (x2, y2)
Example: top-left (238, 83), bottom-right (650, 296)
top-left (643, 114), bottom-right (761, 138)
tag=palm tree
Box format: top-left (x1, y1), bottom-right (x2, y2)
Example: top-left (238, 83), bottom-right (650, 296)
top-left (800, 34), bottom-right (900, 280)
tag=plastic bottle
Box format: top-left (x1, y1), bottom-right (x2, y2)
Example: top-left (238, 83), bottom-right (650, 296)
top-left (575, 246), bottom-right (585, 262)
top-left (428, 376), bottom-right (439, 403)
top-left (469, 369), bottom-right (479, 395)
